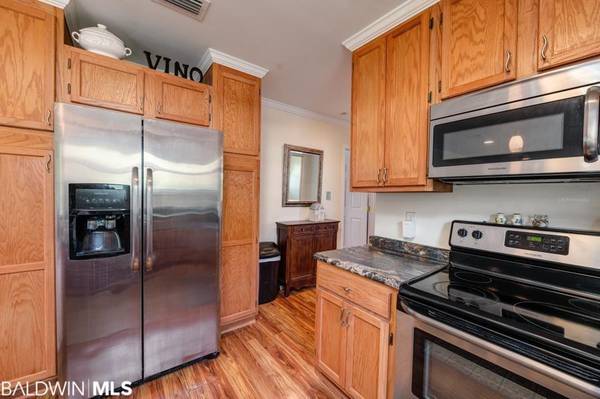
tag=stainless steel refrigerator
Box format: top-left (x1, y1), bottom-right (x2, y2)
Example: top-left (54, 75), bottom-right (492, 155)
top-left (54, 103), bottom-right (221, 397)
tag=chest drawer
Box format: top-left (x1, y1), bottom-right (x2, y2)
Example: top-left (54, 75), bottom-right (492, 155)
top-left (316, 261), bottom-right (395, 319)
top-left (292, 225), bottom-right (315, 235)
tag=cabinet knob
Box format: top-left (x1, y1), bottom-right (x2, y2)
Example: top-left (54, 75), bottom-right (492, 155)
top-left (46, 109), bottom-right (52, 125)
top-left (343, 287), bottom-right (352, 294)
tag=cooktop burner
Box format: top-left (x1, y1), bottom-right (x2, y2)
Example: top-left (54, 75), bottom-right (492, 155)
top-left (406, 266), bottom-right (600, 355)
top-left (432, 281), bottom-right (499, 309)
top-left (453, 271), bottom-right (492, 284)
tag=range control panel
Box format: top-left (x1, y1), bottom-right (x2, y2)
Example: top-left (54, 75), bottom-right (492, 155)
top-left (504, 230), bottom-right (569, 255)
top-left (449, 221), bottom-right (600, 269)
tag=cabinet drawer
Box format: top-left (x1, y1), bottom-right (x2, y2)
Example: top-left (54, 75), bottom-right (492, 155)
top-left (314, 223), bottom-right (337, 232)
top-left (292, 225), bottom-right (315, 235)
top-left (317, 261), bottom-right (395, 319)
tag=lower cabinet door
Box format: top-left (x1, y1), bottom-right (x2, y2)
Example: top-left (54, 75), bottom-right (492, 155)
top-left (220, 154), bottom-right (259, 329)
top-left (0, 146), bottom-right (55, 384)
top-left (345, 303), bottom-right (389, 399)
top-left (289, 234), bottom-right (316, 283)
top-left (315, 288), bottom-right (347, 387)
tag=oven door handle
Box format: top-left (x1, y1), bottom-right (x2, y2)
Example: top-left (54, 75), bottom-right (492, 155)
top-left (401, 303), bottom-right (600, 398)
top-left (583, 86), bottom-right (600, 163)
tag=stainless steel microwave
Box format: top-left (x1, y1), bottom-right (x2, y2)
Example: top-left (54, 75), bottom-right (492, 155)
top-left (429, 59), bottom-right (600, 182)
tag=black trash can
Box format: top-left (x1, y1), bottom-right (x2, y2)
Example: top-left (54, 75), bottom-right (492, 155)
top-left (259, 242), bottom-right (281, 304)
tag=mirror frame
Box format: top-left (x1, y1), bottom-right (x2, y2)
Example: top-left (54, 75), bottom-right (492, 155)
top-left (282, 144), bottom-right (324, 207)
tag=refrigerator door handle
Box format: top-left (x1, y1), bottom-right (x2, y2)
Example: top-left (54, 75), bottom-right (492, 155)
top-left (145, 167), bottom-right (154, 272)
top-left (131, 166), bottom-right (140, 272)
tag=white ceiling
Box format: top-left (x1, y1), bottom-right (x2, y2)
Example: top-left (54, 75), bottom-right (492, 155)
top-left (66, 0), bottom-right (409, 120)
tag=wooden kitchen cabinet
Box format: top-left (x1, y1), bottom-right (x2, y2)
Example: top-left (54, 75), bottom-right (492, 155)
top-left (345, 303), bottom-right (390, 399)
top-left (351, 37), bottom-right (386, 188)
top-left (538, 0), bottom-right (600, 70)
top-left (0, 142), bottom-right (55, 385)
top-left (0, 0), bottom-right (56, 131)
top-left (316, 261), bottom-right (396, 399)
top-left (315, 289), bottom-right (347, 386)
top-left (205, 64), bottom-right (261, 156)
top-left (384, 11), bottom-right (430, 187)
top-left (144, 70), bottom-right (211, 126)
top-left (351, 11), bottom-right (450, 193)
top-left (277, 221), bottom-right (339, 296)
top-left (440, 0), bottom-right (517, 98)
top-left (65, 46), bottom-right (145, 114)
top-left (220, 154), bottom-right (260, 332)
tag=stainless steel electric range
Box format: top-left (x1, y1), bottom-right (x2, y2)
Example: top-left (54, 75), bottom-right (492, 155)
top-left (395, 221), bottom-right (600, 399)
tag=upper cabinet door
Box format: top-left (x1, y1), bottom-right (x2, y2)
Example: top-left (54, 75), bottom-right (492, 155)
top-left (441, 0), bottom-right (517, 98)
top-left (147, 72), bottom-right (211, 126)
top-left (538, 0), bottom-right (600, 70)
top-left (384, 12), bottom-right (430, 187)
top-left (69, 48), bottom-right (145, 114)
top-left (210, 65), bottom-right (260, 155)
top-left (351, 37), bottom-right (386, 188)
top-left (0, 0), bottom-right (55, 130)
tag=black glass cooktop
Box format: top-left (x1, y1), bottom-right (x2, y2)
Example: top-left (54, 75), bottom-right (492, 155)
top-left (402, 266), bottom-right (600, 361)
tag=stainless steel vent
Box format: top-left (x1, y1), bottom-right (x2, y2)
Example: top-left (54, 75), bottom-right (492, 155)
top-left (152, 0), bottom-right (212, 21)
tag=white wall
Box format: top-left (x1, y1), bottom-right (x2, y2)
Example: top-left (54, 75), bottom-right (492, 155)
top-left (374, 183), bottom-right (600, 249)
top-left (259, 102), bottom-right (349, 244)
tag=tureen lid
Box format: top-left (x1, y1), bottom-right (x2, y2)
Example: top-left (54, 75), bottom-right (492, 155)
top-left (79, 24), bottom-right (124, 45)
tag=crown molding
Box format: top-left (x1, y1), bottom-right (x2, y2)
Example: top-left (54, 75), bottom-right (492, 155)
top-left (262, 98), bottom-right (350, 127)
top-left (342, 0), bottom-right (439, 51)
top-left (39, 0), bottom-right (70, 8)
top-left (199, 48), bottom-right (269, 78)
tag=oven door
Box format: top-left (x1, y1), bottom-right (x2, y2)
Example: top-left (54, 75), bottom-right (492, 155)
top-left (428, 85), bottom-right (600, 180)
top-left (395, 308), bottom-right (599, 399)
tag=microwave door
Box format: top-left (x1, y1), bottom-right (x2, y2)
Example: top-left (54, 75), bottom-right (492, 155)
top-left (428, 87), bottom-right (600, 181)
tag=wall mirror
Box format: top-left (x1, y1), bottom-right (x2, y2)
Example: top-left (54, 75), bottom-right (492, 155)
top-left (282, 144), bottom-right (323, 207)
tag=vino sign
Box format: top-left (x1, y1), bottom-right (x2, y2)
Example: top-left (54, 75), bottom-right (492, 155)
top-left (143, 50), bottom-right (204, 82)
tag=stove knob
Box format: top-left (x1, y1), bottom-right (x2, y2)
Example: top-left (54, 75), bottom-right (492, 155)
top-left (457, 228), bottom-right (468, 238)
top-left (472, 230), bottom-right (483, 240)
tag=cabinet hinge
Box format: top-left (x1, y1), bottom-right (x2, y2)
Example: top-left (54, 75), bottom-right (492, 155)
top-left (389, 332), bottom-right (394, 346)
top-left (209, 94), bottom-right (212, 104)
top-left (440, 12), bottom-right (443, 26)
top-left (437, 80), bottom-right (442, 93)
top-left (209, 113), bottom-right (212, 123)
top-left (427, 91), bottom-right (432, 103)
top-left (67, 83), bottom-right (71, 94)
top-left (67, 58), bottom-right (71, 69)
top-left (429, 17), bottom-right (434, 29)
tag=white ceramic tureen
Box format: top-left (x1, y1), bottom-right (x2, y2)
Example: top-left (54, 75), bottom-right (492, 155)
top-left (71, 24), bottom-right (132, 59)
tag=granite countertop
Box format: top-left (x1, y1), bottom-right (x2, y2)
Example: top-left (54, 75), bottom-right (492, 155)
top-left (314, 236), bottom-right (449, 290)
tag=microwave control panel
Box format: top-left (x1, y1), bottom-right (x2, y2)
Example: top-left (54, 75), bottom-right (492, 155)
top-left (504, 230), bottom-right (569, 255)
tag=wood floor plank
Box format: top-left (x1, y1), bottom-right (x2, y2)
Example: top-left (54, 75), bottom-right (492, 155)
top-left (120, 288), bottom-right (345, 399)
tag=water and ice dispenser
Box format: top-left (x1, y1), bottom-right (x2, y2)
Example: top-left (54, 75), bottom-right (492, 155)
top-left (69, 184), bottom-right (130, 259)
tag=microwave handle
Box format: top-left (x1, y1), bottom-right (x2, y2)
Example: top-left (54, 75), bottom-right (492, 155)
top-left (583, 86), bottom-right (600, 163)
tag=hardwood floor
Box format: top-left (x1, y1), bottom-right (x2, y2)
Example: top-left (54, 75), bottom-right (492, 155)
top-left (128, 289), bottom-right (347, 399)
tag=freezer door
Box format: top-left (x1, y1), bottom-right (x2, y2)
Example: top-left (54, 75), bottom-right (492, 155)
top-left (54, 103), bottom-right (143, 394)
top-left (142, 118), bottom-right (222, 377)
